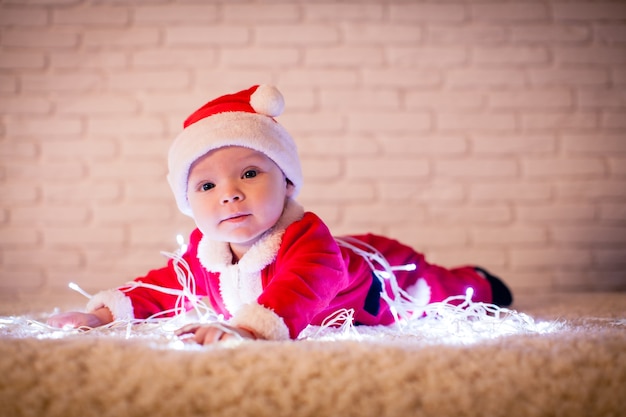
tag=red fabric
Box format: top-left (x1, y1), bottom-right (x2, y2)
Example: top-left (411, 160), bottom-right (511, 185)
top-left (122, 212), bottom-right (493, 339)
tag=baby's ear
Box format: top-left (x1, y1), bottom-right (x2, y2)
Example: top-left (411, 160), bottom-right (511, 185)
top-left (285, 179), bottom-right (296, 197)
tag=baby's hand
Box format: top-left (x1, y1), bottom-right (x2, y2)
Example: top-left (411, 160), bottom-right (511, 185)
top-left (175, 323), bottom-right (257, 345)
top-left (47, 311), bottom-right (108, 329)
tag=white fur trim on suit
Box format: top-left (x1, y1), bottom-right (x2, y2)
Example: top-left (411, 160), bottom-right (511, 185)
top-left (86, 289), bottom-right (134, 321)
top-left (405, 278), bottom-right (431, 307)
top-left (196, 199), bottom-right (304, 322)
top-left (230, 302), bottom-right (290, 341)
top-left (167, 110), bottom-right (303, 217)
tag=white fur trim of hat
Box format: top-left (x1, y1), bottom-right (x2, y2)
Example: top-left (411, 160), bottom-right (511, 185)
top-left (167, 84), bottom-right (303, 217)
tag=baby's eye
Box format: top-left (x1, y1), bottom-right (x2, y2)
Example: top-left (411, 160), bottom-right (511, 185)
top-left (201, 182), bottom-right (215, 191)
top-left (243, 170), bottom-right (258, 179)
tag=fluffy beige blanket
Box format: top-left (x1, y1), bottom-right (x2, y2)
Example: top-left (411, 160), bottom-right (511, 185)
top-left (1, 292), bottom-right (625, 417)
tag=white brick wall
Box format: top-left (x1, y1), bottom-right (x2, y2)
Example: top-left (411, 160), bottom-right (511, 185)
top-left (1, 0), bottom-right (625, 303)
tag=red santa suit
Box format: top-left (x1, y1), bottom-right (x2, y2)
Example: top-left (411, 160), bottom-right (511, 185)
top-left (87, 200), bottom-right (493, 341)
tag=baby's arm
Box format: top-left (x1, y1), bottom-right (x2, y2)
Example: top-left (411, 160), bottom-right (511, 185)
top-left (47, 306), bottom-right (113, 329)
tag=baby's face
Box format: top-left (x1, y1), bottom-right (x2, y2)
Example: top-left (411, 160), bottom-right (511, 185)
top-left (187, 146), bottom-right (294, 260)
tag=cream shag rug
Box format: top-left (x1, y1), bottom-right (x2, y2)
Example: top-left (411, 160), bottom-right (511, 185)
top-left (1, 292), bottom-right (625, 417)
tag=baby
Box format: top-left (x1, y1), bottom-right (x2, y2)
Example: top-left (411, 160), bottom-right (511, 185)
top-left (48, 85), bottom-right (512, 344)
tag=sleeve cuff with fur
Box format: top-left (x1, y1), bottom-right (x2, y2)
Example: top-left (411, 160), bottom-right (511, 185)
top-left (230, 303), bottom-right (290, 341)
top-left (86, 289), bottom-right (135, 322)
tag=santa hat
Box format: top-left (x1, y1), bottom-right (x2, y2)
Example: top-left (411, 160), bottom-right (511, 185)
top-left (167, 85), bottom-right (302, 217)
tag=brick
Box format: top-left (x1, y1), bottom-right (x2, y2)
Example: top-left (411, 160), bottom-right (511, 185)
top-left (429, 204), bottom-right (513, 224)
top-left (0, 183), bottom-right (38, 204)
top-left (387, 226), bottom-right (468, 248)
top-left (437, 112), bottom-right (516, 131)
top-left (5, 116), bottom-right (82, 137)
top-left (520, 112), bottom-right (598, 130)
top-left (43, 226), bottom-right (125, 246)
top-left (552, 226), bottom-right (626, 244)
top-left (428, 248), bottom-right (507, 268)
top-left (515, 202), bottom-right (596, 224)
top-left (594, 24), bottom-right (626, 43)
top-left (529, 68), bottom-right (608, 86)
top-left (53, 6), bottom-right (129, 25)
top-left (387, 46), bottom-right (468, 67)
top-left (380, 181), bottom-right (465, 203)
top-left (119, 137), bottom-right (169, 159)
top-left (594, 248), bottom-right (626, 266)
top-left (406, 90), bottom-right (485, 110)
top-left (320, 88), bottom-right (400, 110)
top-left (0, 75), bottom-right (17, 93)
top-left (6, 160), bottom-right (84, 180)
top-left (49, 51), bottom-right (127, 69)
top-left (608, 158), bottom-right (626, 175)
top-left (93, 203), bottom-right (172, 224)
top-left (133, 49), bottom-right (218, 68)
top-left (301, 157), bottom-right (342, 180)
top-left (381, 135), bottom-right (467, 155)
top-left (43, 182), bottom-right (121, 204)
top-left (134, 4), bottom-right (218, 23)
top-left (0, 268), bottom-right (44, 290)
top-left (166, 26), bottom-right (249, 46)
top-left (390, 3), bottom-right (466, 22)
top-left (522, 157), bottom-right (605, 177)
top-left (447, 68), bottom-right (526, 87)
top-left (510, 248), bottom-right (591, 268)
top-left (296, 134), bottom-right (379, 156)
top-left (488, 89), bottom-right (572, 109)
top-left (56, 95), bottom-right (139, 115)
top-left (41, 138), bottom-right (117, 160)
top-left (0, 7), bottom-right (48, 26)
top-left (552, 2), bottom-right (626, 20)
top-left (224, 4), bottom-right (298, 22)
top-left (256, 25), bottom-right (339, 45)
top-left (0, 51), bottom-right (46, 69)
top-left (473, 46), bottom-right (550, 65)
top-left (599, 203), bottom-right (626, 222)
top-left (125, 181), bottom-right (172, 202)
top-left (362, 69), bottom-right (441, 87)
top-left (2, 29), bottom-right (78, 47)
top-left (89, 160), bottom-right (165, 179)
top-left (84, 28), bottom-right (159, 47)
top-left (21, 73), bottom-right (103, 93)
top-left (343, 23), bottom-right (422, 44)
top-left (470, 183), bottom-right (552, 202)
top-left (0, 227), bottom-right (39, 246)
top-left (107, 70), bottom-right (190, 92)
top-left (87, 116), bottom-right (165, 136)
top-left (342, 204), bottom-right (426, 227)
top-left (348, 111), bottom-right (431, 133)
top-left (577, 88), bottom-right (626, 108)
top-left (471, 226), bottom-right (547, 245)
top-left (346, 157), bottom-right (429, 179)
top-left (224, 47), bottom-right (300, 68)
top-left (557, 180), bottom-right (626, 199)
top-left (298, 181), bottom-right (375, 203)
top-left (510, 24), bottom-right (590, 43)
top-left (281, 112), bottom-right (344, 134)
top-left (278, 69), bottom-right (359, 87)
top-left (562, 133), bottom-right (626, 153)
top-left (0, 96), bottom-right (51, 115)
top-left (10, 206), bottom-right (89, 226)
top-left (427, 25), bottom-right (507, 44)
top-left (470, 2), bottom-right (549, 21)
top-left (304, 3), bottom-right (383, 21)
top-left (555, 46), bottom-right (626, 64)
top-left (434, 158), bottom-right (518, 178)
top-left (305, 46), bottom-right (384, 67)
top-left (472, 134), bottom-right (557, 154)
top-left (0, 140), bottom-right (37, 158)
top-left (602, 112), bottom-right (626, 128)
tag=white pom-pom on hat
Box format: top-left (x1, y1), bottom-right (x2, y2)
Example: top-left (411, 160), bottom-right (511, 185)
top-left (167, 85), bottom-right (302, 217)
top-left (250, 84), bottom-right (285, 117)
